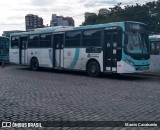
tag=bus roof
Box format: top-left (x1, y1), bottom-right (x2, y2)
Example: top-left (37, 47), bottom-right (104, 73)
top-left (0, 36), bottom-right (9, 38)
top-left (11, 21), bottom-right (146, 37)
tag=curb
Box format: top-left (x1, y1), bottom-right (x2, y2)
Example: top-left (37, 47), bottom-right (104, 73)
top-left (135, 72), bottom-right (160, 77)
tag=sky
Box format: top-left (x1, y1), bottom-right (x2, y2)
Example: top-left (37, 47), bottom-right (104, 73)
top-left (0, 0), bottom-right (154, 35)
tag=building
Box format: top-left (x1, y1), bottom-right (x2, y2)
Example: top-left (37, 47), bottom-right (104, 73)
top-left (50, 14), bottom-right (74, 27)
top-left (25, 14), bottom-right (44, 31)
top-left (99, 8), bottom-right (110, 15)
top-left (2, 30), bottom-right (24, 37)
top-left (64, 17), bottom-right (75, 27)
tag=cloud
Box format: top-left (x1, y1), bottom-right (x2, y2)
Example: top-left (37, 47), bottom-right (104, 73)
top-left (83, 0), bottom-right (153, 8)
top-left (84, 0), bottom-right (117, 7)
top-left (8, 16), bottom-right (24, 21)
top-left (30, 0), bottom-right (54, 6)
top-left (0, 0), bottom-right (155, 35)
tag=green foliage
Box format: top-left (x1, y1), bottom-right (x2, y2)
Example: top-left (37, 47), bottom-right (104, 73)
top-left (82, 1), bottom-right (160, 34)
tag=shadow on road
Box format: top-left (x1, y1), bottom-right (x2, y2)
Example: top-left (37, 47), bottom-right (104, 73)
top-left (14, 66), bottom-right (152, 81)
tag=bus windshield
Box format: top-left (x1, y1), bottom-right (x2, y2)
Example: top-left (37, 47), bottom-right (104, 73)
top-left (125, 31), bottom-right (148, 54)
top-left (0, 38), bottom-right (9, 55)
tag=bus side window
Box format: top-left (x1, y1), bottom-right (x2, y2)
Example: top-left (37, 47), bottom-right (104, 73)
top-left (156, 42), bottom-right (160, 55)
top-left (54, 35), bottom-right (64, 49)
top-left (150, 42), bottom-right (160, 55)
top-left (11, 36), bottom-right (19, 49)
top-left (28, 35), bottom-right (39, 48)
top-left (22, 41), bottom-right (28, 49)
top-left (65, 31), bottom-right (81, 47)
top-left (150, 42), bottom-right (155, 55)
top-left (82, 29), bottom-right (101, 47)
top-left (112, 29), bottom-right (122, 61)
top-left (40, 34), bottom-right (52, 48)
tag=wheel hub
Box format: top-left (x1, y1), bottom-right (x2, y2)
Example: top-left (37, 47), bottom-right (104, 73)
top-left (90, 65), bottom-right (96, 73)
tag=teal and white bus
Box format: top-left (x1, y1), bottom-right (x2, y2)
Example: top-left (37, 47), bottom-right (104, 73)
top-left (149, 34), bottom-right (160, 72)
top-left (10, 21), bottom-right (150, 76)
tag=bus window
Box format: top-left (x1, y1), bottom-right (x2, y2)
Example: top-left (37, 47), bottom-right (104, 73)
top-left (65, 31), bottom-right (81, 47)
top-left (40, 34), bottom-right (52, 48)
top-left (150, 42), bottom-right (160, 55)
top-left (11, 36), bottom-right (19, 48)
top-left (155, 42), bottom-right (160, 54)
top-left (28, 35), bottom-right (39, 48)
top-left (82, 29), bottom-right (101, 47)
top-left (112, 29), bottom-right (122, 61)
top-left (54, 34), bottom-right (64, 49)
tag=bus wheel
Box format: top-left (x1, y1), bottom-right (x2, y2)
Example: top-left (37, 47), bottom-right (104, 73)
top-left (87, 61), bottom-right (100, 77)
top-left (30, 58), bottom-right (39, 71)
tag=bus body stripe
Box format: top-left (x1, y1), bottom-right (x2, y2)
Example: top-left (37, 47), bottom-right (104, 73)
top-left (69, 48), bottom-right (80, 69)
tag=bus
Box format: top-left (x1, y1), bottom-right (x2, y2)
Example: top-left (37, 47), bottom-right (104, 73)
top-left (9, 21), bottom-right (150, 76)
top-left (0, 36), bottom-right (9, 63)
top-left (149, 35), bottom-right (160, 72)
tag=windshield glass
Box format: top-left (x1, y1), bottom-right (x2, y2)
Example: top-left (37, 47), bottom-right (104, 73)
top-left (0, 40), bottom-right (9, 55)
top-left (125, 31), bottom-right (148, 54)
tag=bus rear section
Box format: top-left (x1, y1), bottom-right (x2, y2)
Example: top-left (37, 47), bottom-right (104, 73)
top-left (10, 34), bottom-right (53, 69)
top-left (149, 35), bottom-right (160, 72)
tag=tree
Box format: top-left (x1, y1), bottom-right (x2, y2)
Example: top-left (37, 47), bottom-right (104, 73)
top-left (82, 1), bottom-right (160, 34)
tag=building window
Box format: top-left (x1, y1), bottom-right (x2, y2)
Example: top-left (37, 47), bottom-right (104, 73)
top-left (28, 35), bottom-right (39, 48)
top-left (65, 31), bottom-right (81, 47)
top-left (11, 36), bottom-right (19, 48)
top-left (40, 34), bottom-right (52, 48)
top-left (82, 29), bottom-right (101, 47)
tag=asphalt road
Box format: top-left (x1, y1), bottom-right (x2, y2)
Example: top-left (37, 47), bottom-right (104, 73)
top-left (0, 65), bottom-right (160, 130)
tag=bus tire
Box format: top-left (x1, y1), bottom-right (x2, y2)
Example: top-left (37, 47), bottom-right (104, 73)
top-left (87, 60), bottom-right (100, 77)
top-left (30, 58), bottom-right (39, 71)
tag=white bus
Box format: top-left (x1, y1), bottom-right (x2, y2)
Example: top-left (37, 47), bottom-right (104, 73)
top-left (10, 21), bottom-right (150, 76)
top-left (149, 35), bottom-right (160, 72)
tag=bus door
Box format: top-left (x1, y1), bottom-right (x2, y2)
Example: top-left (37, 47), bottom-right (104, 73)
top-left (20, 36), bottom-right (28, 65)
top-left (53, 33), bottom-right (64, 68)
top-left (103, 27), bottom-right (122, 72)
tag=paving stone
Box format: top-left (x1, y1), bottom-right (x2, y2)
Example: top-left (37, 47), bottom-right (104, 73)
top-left (0, 66), bottom-right (160, 130)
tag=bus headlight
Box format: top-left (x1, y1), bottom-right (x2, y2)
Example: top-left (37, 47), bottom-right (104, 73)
top-left (125, 59), bottom-right (134, 67)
